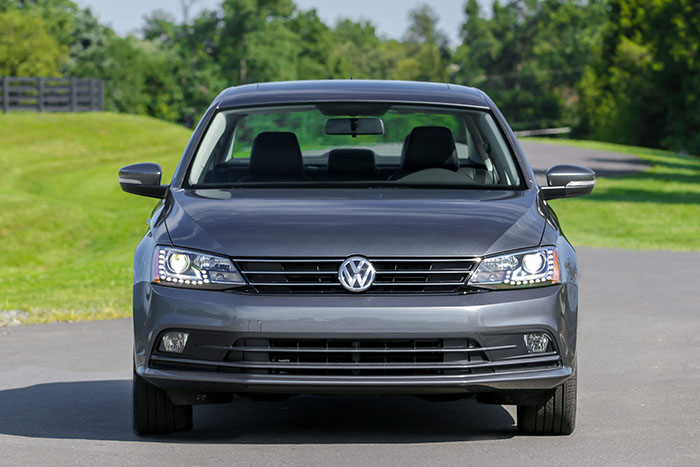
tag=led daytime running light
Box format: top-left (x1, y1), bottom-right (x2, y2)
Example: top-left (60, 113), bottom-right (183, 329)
top-left (469, 247), bottom-right (561, 290)
top-left (153, 247), bottom-right (246, 289)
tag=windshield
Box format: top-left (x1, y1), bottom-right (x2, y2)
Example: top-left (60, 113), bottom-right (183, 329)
top-left (187, 104), bottom-right (523, 188)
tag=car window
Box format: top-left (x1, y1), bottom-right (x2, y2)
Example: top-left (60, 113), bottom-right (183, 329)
top-left (226, 108), bottom-right (463, 160)
top-left (187, 104), bottom-right (522, 188)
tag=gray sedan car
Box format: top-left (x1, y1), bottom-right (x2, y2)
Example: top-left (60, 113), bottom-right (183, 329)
top-left (119, 80), bottom-right (595, 435)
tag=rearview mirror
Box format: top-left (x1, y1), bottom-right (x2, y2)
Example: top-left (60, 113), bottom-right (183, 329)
top-left (540, 164), bottom-right (596, 200)
top-left (119, 163), bottom-right (168, 198)
top-left (326, 118), bottom-right (384, 136)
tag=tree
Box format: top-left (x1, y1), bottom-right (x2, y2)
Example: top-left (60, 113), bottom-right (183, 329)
top-left (578, 0), bottom-right (700, 153)
top-left (143, 8), bottom-right (226, 125)
top-left (64, 7), bottom-right (114, 74)
top-left (6, 0), bottom-right (693, 153)
top-left (453, 0), bottom-right (606, 130)
top-left (332, 19), bottom-right (391, 79)
top-left (242, 19), bottom-right (301, 82)
top-left (0, 10), bottom-right (66, 76)
top-left (218, 0), bottom-right (296, 84)
top-left (399, 5), bottom-right (451, 82)
top-left (69, 33), bottom-right (183, 121)
top-left (289, 9), bottom-right (344, 79)
top-left (0, 0), bottom-right (79, 47)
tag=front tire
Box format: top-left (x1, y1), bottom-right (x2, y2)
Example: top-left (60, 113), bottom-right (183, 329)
top-left (517, 373), bottom-right (577, 436)
top-left (133, 368), bottom-right (192, 435)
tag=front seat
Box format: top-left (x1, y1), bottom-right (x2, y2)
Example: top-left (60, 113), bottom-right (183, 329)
top-left (391, 126), bottom-right (459, 179)
top-left (238, 132), bottom-right (308, 182)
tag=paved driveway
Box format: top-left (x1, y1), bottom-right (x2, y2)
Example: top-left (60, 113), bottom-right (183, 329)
top-left (1, 247), bottom-right (699, 466)
top-left (520, 140), bottom-right (649, 183)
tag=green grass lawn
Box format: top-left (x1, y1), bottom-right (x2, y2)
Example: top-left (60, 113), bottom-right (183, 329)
top-left (0, 112), bottom-right (190, 325)
top-left (527, 138), bottom-right (700, 251)
top-left (0, 113), bottom-right (698, 325)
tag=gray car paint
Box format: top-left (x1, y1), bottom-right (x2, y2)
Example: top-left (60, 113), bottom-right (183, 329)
top-left (130, 80), bottom-right (579, 396)
top-left (164, 188), bottom-right (546, 258)
top-left (132, 237), bottom-right (577, 394)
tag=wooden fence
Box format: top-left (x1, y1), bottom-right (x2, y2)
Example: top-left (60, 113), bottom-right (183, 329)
top-left (1, 77), bottom-right (104, 113)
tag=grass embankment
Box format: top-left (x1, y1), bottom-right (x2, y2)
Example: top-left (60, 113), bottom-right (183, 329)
top-left (527, 138), bottom-right (700, 251)
top-left (0, 112), bottom-right (190, 325)
top-left (0, 114), bottom-right (697, 325)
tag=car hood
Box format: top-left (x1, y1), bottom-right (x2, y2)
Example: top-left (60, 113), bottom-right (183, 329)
top-left (164, 188), bottom-right (545, 258)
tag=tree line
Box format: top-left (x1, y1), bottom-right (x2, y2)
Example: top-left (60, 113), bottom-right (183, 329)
top-left (0, 0), bottom-right (697, 154)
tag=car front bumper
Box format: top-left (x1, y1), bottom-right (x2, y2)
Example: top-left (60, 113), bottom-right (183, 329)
top-left (133, 282), bottom-right (578, 395)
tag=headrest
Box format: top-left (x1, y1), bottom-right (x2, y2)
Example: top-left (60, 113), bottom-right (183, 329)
top-left (327, 149), bottom-right (376, 176)
top-left (249, 132), bottom-right (303, 177)
top-left (401, 126), bottom-right (459, 172)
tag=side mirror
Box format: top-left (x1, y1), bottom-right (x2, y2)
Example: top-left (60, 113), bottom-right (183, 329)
top-left (119, 163), bottom-right (168, 198)
top-left (540, 164), bottom-right (596, 200)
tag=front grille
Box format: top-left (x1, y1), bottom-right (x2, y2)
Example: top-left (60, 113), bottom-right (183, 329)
top-left (149, 336), bottom-right (562, 377)
top-left (236, 258), bottom-right (479, 294)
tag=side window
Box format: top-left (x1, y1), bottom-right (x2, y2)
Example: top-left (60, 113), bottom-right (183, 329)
top-left (475, 113), bottom-right (521, 185)
top-left (231, 116), bottom-right (256, 160)
top-left (189, 112), bottom-right (227, 184)
top-left (455, 143), bottom-right (469, 159)
top-left (456, 122), bottom-right (471, 159)
top-left (224, 126), bottom-right (238, 161)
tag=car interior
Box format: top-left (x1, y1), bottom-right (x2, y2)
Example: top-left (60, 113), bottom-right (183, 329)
top-left (187, 105), bottom-right (521, 187)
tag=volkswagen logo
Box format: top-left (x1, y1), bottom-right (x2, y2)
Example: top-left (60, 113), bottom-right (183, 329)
top-left (338, 256), bottom-right (376, 292)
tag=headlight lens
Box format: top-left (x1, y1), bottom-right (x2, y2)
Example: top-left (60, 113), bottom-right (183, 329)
top-left (469, 247), bottom-right (560, 289)
top-left (153, 246), bottom-right (246, 289)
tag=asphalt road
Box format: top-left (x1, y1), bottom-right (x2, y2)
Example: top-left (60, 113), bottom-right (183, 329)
top-left (1, 143), bottom-right (696, 466)
top-left (1, 247), bottom-right (699, 467)
top-left (520, 140), bottom-right (650, 182)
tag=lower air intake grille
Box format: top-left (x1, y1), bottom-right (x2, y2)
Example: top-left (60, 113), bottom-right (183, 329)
top-left (225, 338), bottom-right (490, 376)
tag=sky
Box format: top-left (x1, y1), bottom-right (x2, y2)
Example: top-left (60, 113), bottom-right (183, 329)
top-left (74, 0), bottom-right (492, 46)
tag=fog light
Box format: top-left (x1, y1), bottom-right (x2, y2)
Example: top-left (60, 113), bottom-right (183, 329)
top-left (160, 332), bottom-right (189, 353)
top-left (524, 333), bottom-right (550, 353)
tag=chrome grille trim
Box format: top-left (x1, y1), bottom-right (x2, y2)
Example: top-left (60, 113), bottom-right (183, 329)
top-left (236, 257), bottom-right (480, 294)
top-left (243, 270), bottom-right (337, 275)
top-left (245, 281), bottom-right (470, 287)
top-left (238, 258), bottom-right (479, 263)
top-left (372, 281), bottom-right (467, 286)
top-left (241, 270), bottom-right (474, 275)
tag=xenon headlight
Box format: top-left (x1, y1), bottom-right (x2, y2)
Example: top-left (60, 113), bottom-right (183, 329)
top-left (468, 247), bottom-right (560, 289)
top-left (153, 246), bottom-right (246, 289)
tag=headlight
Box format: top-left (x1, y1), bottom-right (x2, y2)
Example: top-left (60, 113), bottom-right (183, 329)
top-left (468, 247), bottom-right (560, 289)
top-left (153, 246), bottom-right (246, 289)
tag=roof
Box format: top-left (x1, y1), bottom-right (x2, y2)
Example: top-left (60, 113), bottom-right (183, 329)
top-left (216, 80), bottom-right (490, 109)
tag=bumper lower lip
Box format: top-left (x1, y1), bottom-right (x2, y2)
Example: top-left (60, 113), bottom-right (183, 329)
top-left (149, 351), bottom-right (561, 372)
top-left (137, 364), bottom-right (573, 394)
